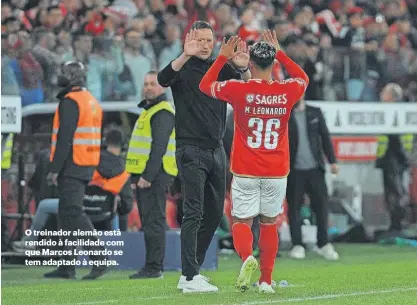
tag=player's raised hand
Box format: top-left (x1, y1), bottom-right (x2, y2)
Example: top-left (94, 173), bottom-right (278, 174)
top-left (262, 30), bottom-right (281, 52)
top-left (219, 36), bottom-right (240, 59)
top-left (184, 29), bottom-right (201, 56)
top-left (231, 40), bottom-right (250, 69)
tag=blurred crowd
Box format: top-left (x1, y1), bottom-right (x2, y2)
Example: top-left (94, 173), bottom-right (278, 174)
top-left (2, 0), bottom-right (417, 105)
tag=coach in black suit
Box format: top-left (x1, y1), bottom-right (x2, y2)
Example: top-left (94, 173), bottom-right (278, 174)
top-left (286, 97), bottom-right (339, 260)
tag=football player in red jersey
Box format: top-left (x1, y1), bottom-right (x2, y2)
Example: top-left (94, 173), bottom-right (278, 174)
top-left (199, 30), bottom-right (309, 294)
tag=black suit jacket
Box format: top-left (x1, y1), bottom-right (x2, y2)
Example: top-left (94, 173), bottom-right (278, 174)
top-left (289, 105), bottom-right (337, 171)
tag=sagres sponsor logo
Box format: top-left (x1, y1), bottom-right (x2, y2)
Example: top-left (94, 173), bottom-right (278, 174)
top-left (246, 94), bottom-right (255, 103)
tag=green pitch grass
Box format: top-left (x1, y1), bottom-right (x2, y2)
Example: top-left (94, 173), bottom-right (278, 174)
top-left (2, 244), bottom-right (417, 305)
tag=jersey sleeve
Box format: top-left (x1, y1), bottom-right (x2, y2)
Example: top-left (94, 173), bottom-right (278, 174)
top-left (209, 79), bottom-right (244, 104)
top-left (281, 78), bottom-right (308, 106)
top-left (275, 50), bottom-right (309, 104)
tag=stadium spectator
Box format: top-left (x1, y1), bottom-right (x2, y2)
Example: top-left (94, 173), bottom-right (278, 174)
top-left (56, 28), bottom-right (73, 56)
top-left (63, 31), bottom-right (124, 101)
top-left (123, 28), bottom-right (153, 101)
top-left (158, 23), bottom-right (182, 99)
top-left (1, 34), bottom-right (19, 95)
top-left (182, 0), bottom-right (218, 41)
top-left (215, 3), bottom-right (233, 32)
top-left (1, 0), bottom-right (416, 103)
top-left (9, 30), bottom-right (44, 106)
top-left (237, 7), bottom-right (260, 42)
top-left (46, 5), bottom-right (64, 30)
top-left (32, 29), bottom-right (61, 103)
top-left (2, 16), bottom-right (21, 34)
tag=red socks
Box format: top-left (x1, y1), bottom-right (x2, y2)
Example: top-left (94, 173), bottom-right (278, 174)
top-left (232, 222), bottom-right (253, 262)
top-left (258, 223), bottom-right (278, 285)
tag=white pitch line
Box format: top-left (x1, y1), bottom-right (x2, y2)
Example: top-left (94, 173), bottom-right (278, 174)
top-left (71, 286), bottom-right (417, 305)
top-left (227, 287), bottom-right (417, 305)
top-left (74, 296), bottom-right (178, 305)
top-left (4, 284), bottom-right (163, 293)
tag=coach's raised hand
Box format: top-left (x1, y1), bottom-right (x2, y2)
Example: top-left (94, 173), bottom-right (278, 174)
top-left (262, 30), bottom-right (281, 52)
top-left (184, 29), bottom-right (202, 56)
top-left (219, 36), bottom-right (240, 59)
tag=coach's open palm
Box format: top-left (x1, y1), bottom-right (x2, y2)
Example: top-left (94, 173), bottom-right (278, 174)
top-left (184, 29), bottom-right (202, 56)
top-left (262, 30), bottom-right (281, 52)
top-left (219, 36), bottom-right (240, 59)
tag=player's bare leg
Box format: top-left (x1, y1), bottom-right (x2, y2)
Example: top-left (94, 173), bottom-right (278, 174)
top-left (232, 217), bottom-right (258, 292)
top-left (258, 214), bottom-right (279, 294)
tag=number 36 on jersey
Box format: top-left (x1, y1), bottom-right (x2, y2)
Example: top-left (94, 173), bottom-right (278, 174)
top-left (247, 117), bottom-right (281, 150)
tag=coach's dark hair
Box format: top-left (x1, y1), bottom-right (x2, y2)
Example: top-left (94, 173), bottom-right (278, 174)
top-left (249, 41), bottom-right (277, 70)
top-left (190, 21), bottom-right (213, 33)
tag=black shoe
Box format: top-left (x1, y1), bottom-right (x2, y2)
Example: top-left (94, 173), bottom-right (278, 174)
top-left (129, 269), bottom-right (163, 279)
top-left (44, 268), bottom-right (76, 279)
top-left (81, 266), bottom-right (109, 280)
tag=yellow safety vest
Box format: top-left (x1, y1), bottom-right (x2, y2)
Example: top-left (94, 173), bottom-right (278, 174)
top-left (126, 101), bottom-right (177, 177)
top-left (1, 133), bottom-right (14, 170)
top-left (376, 134), bottom-right (414, 158)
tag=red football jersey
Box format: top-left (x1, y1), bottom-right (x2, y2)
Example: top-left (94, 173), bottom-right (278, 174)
top-left (200, 51), bottom-right (309, 178)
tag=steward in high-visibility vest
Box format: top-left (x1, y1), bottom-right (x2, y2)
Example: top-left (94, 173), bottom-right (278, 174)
top-left (125, 71), bottom-right (176, 279)
top-left (376, 134), bottom-right (414, 168)
top-left (45, 61), bottom-right (107, 281)
top-left (126, 99), bottom-right (177, 177)
top-left (376, 133), bottom-right (413, 231)
top-left (1, 133), bottom-right (13, 170)
top-left (50, 89), bottom-right (102, 167)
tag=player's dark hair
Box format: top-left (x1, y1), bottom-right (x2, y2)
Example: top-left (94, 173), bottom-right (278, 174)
top-left (249, 41), bottom-right (277, 70)
top-left (191, 21), bottom-right (213, 33)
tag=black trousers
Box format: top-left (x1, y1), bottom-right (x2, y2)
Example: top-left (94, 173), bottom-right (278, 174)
top-left (137, 172), bottom-right (173, 272)
top-left (176, 145), bottom-right (226, 279)
top-left (286, 168), bottom-right (329, 248)
top-left (382, 169), bottom-right (406, 230)
top-left (57, 176), bottom-right (106, 270)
